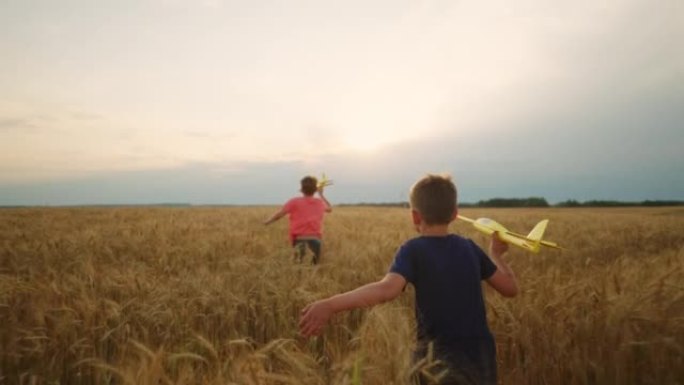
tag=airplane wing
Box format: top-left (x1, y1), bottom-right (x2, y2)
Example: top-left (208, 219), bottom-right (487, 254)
top-left (497, 232), bottom-right (541, 253)
top-left (471, 218), bottom-right (541, 253)
top-left (502, 229), bottom-right (564, 250)
top-left (501, 230), bottom-right (536, 241)
top-left (472, 217), bottom-right (508, 234)
top-left (456, 215), bottom-right (476, 223)
top-left (539, 240), bottom-right (564, 250)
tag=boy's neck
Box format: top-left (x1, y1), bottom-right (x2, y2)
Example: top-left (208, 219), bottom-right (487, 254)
top-left (418, 223), bottom-right (451, 236)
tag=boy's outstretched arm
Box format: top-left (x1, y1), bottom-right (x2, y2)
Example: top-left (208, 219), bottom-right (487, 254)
top-left (485, 234), bottom-right (519, 297)
top-left (318, 187), bottom-right (332, 213)
top-left (299, 273), bottom-right (405, 337)
top-left (263, 207), bottom-right (286, 225)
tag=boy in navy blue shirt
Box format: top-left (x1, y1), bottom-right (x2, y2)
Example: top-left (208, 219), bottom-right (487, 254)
top-left (299, 174), bottom-right (518, 384)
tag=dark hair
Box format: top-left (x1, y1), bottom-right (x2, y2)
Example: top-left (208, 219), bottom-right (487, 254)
top-left (300, 176), bottom-right (318, 196)
top-left (409, 174), bottom-right (457, 224)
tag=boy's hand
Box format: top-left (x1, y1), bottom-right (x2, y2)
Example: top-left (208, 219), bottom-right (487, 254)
top-left (299, 299), bottom-right (334, 337)
top-left (490, 233), bottom-right (509, 256)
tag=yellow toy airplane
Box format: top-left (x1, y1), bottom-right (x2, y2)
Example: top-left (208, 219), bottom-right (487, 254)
top-left (317, 173), bottom-right (334, 189)
top-left (457, 215), bottom-right (563, 253)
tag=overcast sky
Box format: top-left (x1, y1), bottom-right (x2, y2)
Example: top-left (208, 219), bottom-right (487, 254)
top-left (1, 0), bottom-right (682, 205)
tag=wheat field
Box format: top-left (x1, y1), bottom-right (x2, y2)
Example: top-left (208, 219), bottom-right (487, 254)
top-left (1, 206), bottom-right (682, 385)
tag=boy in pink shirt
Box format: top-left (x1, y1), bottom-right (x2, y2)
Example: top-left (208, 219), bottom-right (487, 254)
top-left (264, 176), bottom-right (333, 264)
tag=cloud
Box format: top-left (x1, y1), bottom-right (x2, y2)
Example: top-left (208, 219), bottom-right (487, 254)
top-left (0, 107), bottom-right (105, 135)
top-left (183, 130), bottom-right (236, 140)
top-left (2, 110), bottom-right (682, 207)
top-left (0, 118), bottom-right (37, 131)
top-left (69, 110), bottom-right (104, 121)
top-left (1, 0), bottom-right (682, 206)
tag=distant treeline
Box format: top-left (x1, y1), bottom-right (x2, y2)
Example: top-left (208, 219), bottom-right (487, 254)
top-left (340, 198), bottom-right (683, 208)
top-left (465, 197), bottom-right (550, 207)
top-left (552, 199), bottom-right (684, 207)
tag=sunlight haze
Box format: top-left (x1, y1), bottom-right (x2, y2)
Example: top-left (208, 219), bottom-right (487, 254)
top-left (1, 0), bottom-right (682, 205)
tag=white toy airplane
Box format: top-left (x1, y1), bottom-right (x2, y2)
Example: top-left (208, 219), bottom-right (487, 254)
top-left (457, 215), bottom-right (564, 253)
top-left (317, 173), bottom-right (334, 189)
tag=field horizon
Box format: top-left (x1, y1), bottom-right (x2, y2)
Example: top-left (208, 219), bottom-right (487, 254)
top-left (2, 197), bottom-right (683, 209)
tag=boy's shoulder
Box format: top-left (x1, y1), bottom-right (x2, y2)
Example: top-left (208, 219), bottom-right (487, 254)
top-left (399, 233), bottom-right (477, 256)
top-left (399, 233), bottom-right (484, 256)
top-left (403, 233), bottom-right (471, 247)
top-left (391, 234), bottom-right (486, 283)
top-left (285, 196), bottom-right (310, 204)
top-left (285, 196), bottom-right (325, 209)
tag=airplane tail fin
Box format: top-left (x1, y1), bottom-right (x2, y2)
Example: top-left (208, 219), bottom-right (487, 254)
top-left (526, 220), bottom-right (549, 242)
top-left (523, 219), bottom-right (564, 250)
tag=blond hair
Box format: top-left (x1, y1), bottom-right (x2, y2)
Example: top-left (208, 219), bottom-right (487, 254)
top-left (409, 174), bottom-right (457, 224)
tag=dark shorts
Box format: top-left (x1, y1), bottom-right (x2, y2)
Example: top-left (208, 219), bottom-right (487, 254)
top-left (292, 238), bottom-right (322, 264)
top-left (413, 338), bottom-right (497, 385)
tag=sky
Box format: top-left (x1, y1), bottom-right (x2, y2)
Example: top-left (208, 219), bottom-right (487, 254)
top-left (1, 0), bottom-right (682, 205)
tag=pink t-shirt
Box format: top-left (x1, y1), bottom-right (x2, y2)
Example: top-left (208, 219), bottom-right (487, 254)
top-left (283, 196), bottom-right (328, 242)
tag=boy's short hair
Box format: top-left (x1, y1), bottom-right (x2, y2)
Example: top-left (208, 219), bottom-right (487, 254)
top-left (410, 174), bottom-right (457, 225)
top-left (300, 176), bottom-right (318, 196)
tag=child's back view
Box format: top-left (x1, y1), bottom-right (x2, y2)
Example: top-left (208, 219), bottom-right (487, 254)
top-left (390, 230), bottom-right (499, 383)
top-left (264, 176), bottom-right (332, 264)
top-left (299, 174), bottom-right (517, 384)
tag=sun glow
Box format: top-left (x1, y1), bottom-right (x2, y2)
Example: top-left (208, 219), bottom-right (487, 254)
top-left (341, 132), bottom-right (389, 154)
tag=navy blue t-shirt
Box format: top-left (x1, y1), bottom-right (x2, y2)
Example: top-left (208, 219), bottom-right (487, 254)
top-left (389, 234), bottom-right (498, 382)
